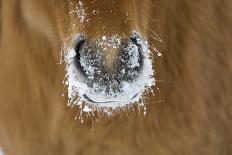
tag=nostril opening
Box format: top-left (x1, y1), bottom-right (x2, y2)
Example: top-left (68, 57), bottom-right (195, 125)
top-left (130, 35), bottom-right (144, 71)
top-left (130, 36), bottom-right (139, 46)
top-left (130, 33), bottom-right (141, 46)
top-left (119, 36), bottom-right (144, 70)
top-left (74, 39), bottom-right (86, 76)
top-left (115, 34), bottom-right (145, 82)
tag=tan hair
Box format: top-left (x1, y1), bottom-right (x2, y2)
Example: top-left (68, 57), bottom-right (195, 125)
top-left (0, 0), bottom-right (232, 155)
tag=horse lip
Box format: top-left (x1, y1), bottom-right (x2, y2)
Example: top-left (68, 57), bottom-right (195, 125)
top-left (83, 93), bottom-right (139, 104)
top-left (83, 94), bottom-right (116, 103)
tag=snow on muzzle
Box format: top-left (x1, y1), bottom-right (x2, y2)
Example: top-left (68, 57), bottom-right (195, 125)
top-left (63, 32), bottom-right (155, 114)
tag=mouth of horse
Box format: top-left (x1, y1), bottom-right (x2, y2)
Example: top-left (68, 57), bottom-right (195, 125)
top-left (83, 93), bottom-right (139, 104)
top-left (63, 31), bottom-right (155, 111)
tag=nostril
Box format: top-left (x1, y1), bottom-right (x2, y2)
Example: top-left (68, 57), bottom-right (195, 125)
top-left (118, 36), bottom-right (144, 81)
top-left (130, 32), bottom-right (142, 47)
top-left (130, 35), bottom-right (140, 46)
top-left (74, 39), bottom-right (86, 76)
top-left (129, 34), bottom-right (144, 70)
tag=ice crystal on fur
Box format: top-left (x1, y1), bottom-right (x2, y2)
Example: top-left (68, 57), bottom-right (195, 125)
top-left (69, 0), bottom-right (88, 24)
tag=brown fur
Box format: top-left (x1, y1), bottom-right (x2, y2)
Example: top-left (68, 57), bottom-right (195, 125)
top-left (0, 0), bottom-right (232, 155)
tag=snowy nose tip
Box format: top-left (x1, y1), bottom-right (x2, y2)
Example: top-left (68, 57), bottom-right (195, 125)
top-left (73, 34), bottom-right (144, 91)
top-left (63, 32), bottom-right (155, 109)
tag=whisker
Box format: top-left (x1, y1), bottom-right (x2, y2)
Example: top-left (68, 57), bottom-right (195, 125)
top-left (148, 42), bottom-right (163, 57)
top-left (155, 80), bottom-right (173, 84)
top-left (145, 26), bottom-right (163, 43)
top-left (154, 100), bottom-right (165, 103)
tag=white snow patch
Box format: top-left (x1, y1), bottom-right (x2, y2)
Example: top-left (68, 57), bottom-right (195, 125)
top-left (102, 36), bottom-right (106, 41)
top-left (83, 105), bottom-right (92, 112)
top-left (123, 41), bottom-right (140, 68)
top-left (62, 32), bottom-right (156, 120)
top-left (69, 0), bottom-right (89, 24)
top-left (157, 52), bottom-right (162, 57)
top-left (76, 1), bottom-right (87, 23)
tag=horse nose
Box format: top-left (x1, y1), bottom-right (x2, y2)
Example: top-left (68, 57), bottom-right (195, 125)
top-left (73, 35), bottom-right (143, 93)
